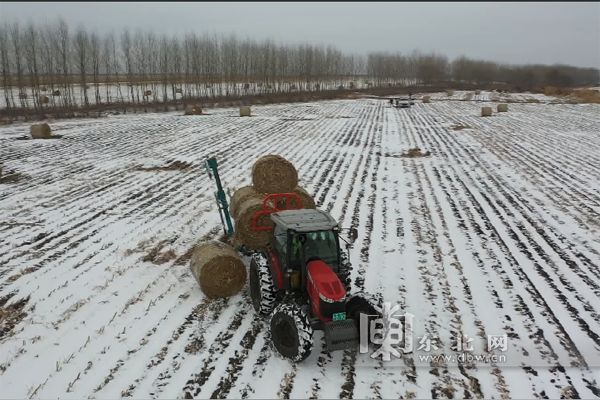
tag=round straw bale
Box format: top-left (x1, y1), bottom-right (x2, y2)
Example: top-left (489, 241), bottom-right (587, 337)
top-left (230, 185), bottom-right (265, 219)
top-left (481, 106), bottom-right (493, 117)
top-left (190, 240), bottom-right (246, 299)
top-left (251, 154), bottom-right (298, 194)
top-left (233, 197), bottom-right (273, 250)
top-left (39, 95), bottom-right (49, 104)
top-left (497, 103), bottom-right (508, 112)
top-left (293, 186), bottom-right (316, 209)
top-left (422, 95), bottom-right (431, 103)
top-left (240, 106), bottom-right (251, 117)
top-left (184, 104), bottom-right (202, 115)
top-left (30, 123), bottom-right (52, 139)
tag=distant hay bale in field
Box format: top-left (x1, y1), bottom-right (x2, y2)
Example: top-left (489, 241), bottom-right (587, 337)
top-left (144, 90), bottom-right (152, 97)
top-left (30, 123), bottom-right (52, 139)
top-left (19, 92), bottom-right (27, 99)
top-left (233, 197), bottom-right (273, 250)
top-left (497, 103), bottom-right (508, 112)
top-left (481, 106), bottom-right (493, 117)
top-left (446, 90), bottom-right (454, 96)
top-left (184, 104), bottom-right (202, 115)
top-left (240, 106), bottom-right (251, 117)
top-left (230, 186), bottom-right (263, 219)
top-left (475, 90), bottom-right (481, 95)
top-left (190, 241), bottom-right (246, 299)
top-left (252, 154), bottom-right (298, 194)
top-left (39, 95), bottom-right (49, 104)
top-left (52, 90), bottom-right (60, 96)
top-left (422, 95), bottom-right (431, 103)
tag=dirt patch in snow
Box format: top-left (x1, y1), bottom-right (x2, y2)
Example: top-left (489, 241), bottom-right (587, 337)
top-left (400, 148), bottom-right (431, 158)
top-left (133, 160), bottom-right (193, 172)
top-left (451, 123), bottom-right (471, 131)
top-left (126, 238), bottom-right (178, 265)
top-left (0, 295), bottom-right (29, 340)
top-left (0, 172), bottom-right (26, 184)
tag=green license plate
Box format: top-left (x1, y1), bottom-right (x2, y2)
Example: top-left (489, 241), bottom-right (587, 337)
top-left (332, 312), bottom-right (346, 321)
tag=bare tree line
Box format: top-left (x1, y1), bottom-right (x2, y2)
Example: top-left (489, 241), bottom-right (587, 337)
top-left (368, 52), bottom-right (599, 88)
top-left (0, 19), bottom-right (598, 112)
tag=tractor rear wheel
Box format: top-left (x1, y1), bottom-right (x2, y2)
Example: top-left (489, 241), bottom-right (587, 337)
top-left (270, 303), bottom-right (313, 362)
top-left (249, 252), bottom-right (277, 316)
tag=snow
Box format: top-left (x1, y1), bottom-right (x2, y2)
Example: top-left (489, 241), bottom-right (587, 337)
top-left (1, 92), bottom-right (600, 398)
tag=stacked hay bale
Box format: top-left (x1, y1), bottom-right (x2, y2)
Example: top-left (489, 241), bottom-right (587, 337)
top-left (497, 103), bottom-right (508, 112)
top-left (189, 241), bottom-right (246, 299)
top-left (30, 123), bottom-right (52, 139)
top-left (240, 106), bottom-right (251, 117)
top-left (231, 155), bottom-right (315, 250)
top-left (422, 95), bottom-right (431, 103)
top-left (184, 104), bottom-right (202, 115)
top-left (481, 106), bottom-right (493, 117)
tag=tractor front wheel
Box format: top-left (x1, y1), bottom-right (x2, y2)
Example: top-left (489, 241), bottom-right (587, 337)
top-left (269, 303), bottom-right (313, 362)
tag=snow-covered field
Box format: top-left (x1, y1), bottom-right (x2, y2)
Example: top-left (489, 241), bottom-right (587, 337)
top-left (1, 92), bottom-right (600, 398)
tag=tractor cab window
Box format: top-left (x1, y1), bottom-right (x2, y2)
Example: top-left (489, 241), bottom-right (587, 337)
top-left (291, 230), bottom-right (338, 267)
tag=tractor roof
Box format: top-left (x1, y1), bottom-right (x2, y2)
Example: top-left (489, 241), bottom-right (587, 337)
top-left (271, 209), bottom-right (339, 232)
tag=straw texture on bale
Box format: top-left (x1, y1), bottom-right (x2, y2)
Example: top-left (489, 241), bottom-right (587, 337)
top-left (293, 186), bottom-right (316, 209)
top-left (184, 105), bottom-right (202, 115)
top-left (233, 197), bottom-right (273, 250)
top-left (422, 95), bottom-right (431, 103)
top-left (251, 154), bottom-right (298, 193)
top-left (481, 106), bottom-right (493, 117)
top-left (497, 103), bottom-right (508, 112)
top-left (30, 123), bottom-right (52, 139)
top-left (240, 106), bottom-right (251, 117)
top-left (190, 241), bottom-right (246, 299)
top-left (230, 185), bottom-right (264, 219)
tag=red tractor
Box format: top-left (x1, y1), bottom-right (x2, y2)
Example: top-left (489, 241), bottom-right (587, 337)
top-left (247, 208), bottom-right (381, 361)
top-left (204, 157), bottom-right (381, 361)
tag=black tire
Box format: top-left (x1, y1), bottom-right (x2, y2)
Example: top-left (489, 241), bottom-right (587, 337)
top-left (338, 250), bottom-right (352, 294)
top-left (346, 292), bottom-right (382, 340)
top-left (249, 252), bottom-right (277, 316)
top-left (269, 303), bottom-right (313, 362)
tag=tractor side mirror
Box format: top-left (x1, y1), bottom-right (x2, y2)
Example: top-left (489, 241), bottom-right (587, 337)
top-left (348, 228), bottom-right (358, 244)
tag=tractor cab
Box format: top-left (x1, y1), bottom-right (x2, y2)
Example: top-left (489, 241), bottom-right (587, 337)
top-left (270, 209), bottom-right (342, 276)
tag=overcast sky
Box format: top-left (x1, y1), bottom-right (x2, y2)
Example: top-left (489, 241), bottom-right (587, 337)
top-left (1, 2), bottom-right (599, 68)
